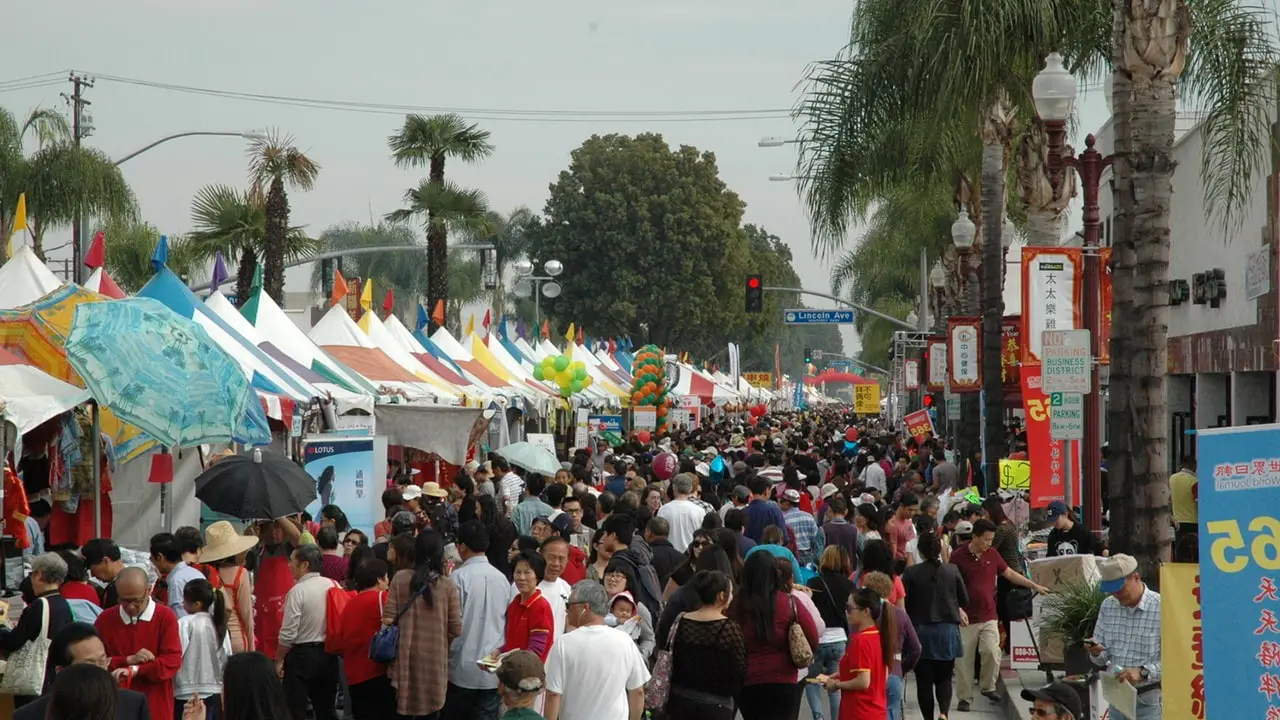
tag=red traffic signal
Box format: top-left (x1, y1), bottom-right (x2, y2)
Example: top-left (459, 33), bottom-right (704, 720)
top-left (745, 274), bottom-right (764, 313)
top-left (747, 277), bottom-right (761, 289)
top-left (923, 395), bottom-right (934, 407)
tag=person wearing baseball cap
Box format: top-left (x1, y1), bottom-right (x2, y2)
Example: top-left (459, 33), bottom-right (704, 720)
top-left (1088, 554), bottom-right (1162, 719)
top-left (495, 649), bottom-right (545, 719)
top-left (1021, 681), bottom-right (1083, 720)
top-left (1046, 500), bottom-right (1098, 557)
top-left (778, 487), bottom-right (821, 567)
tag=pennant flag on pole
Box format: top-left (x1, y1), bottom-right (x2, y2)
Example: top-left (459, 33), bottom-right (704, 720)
top-left (541, 318), bottom-right (550, 339)
top-left (382, 289), bottom-right (395, 318)
top-left (210, 251), bottom-right (228, 292)
top-left (576, 326), bottom-right (584, 346)
top-left (497, 315), bottom-right (508, 340)
top-left (329, 270), bottom-right (349, 306)
top-left (84, 230), bottom-right (106, 269)
top-left (359, 277), bottom-right (373, 313)
top-left (464, 314), bottom-right (475, 337)
top-left (150, 235), bottom-right (169, 272)
top-left (514, 318), bottom-right (526, 340)
top-left (431, 299), bottom-right (446, 328)
top-left (564, 322), bottom-right (575, 344)
top-left (8, 193), bottom-right (27, 257)
top-left (416, 304), bottom-right (428, 332)
top-left (482, 309), bottom-right (491, 337)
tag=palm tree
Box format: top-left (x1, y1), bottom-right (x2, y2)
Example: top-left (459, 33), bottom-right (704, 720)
top-left (247, 130), bottom-right (320, 305)
top-left (94, 218), bottom-right (202, 293)
top-left (387, 114), bottom-right (495, 326)
top-left (187, 184), bottom-right (316, 304)
top-left (309, 222), bottom-right (427, 318)
top-left (0, 106), bottom-right (135, 262)
top-left (385, 179), bottom-right (497, 302)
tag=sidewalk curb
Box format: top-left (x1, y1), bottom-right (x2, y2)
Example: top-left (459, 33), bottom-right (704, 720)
top-left (997, 677), bottom-right (1022, 720)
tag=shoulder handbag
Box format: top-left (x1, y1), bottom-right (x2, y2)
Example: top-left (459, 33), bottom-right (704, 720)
top-left (0, 598), bottom-right (51, 696)
top-left (644, 612), bottom-right (684, 709)
top-left (369, 579), bottom-right (431, 663)
top-left (787, 595), bottom-right (814, 668)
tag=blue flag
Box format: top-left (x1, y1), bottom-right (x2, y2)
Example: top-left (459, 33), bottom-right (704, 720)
top-left (151, 235), bottom-right (169, 272)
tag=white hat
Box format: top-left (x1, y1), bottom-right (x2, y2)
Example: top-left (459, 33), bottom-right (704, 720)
top-left (401, 485), bottom-right (424, 501)
top-left (198, 521), bottom-right (259, 564)
top-left (820, 483), bottom-right (840, 500)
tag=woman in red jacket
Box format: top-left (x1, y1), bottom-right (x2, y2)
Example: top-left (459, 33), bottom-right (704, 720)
top-left (335, 558), bottom-right (393, 720)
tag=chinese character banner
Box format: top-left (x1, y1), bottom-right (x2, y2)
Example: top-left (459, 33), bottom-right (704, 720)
top-left (927, 339), bottom-right (948, 391)
top-left (948, 317), bottom-right (982, 393)
top-left (1101, 247), bottom-right (1112, 365)
top-left (1020, 247), bottom-right (1083, 364)
top-left (1197, 423), bottom-right (1280, 718)
top-left (302, 437), bottom-right (379, 540)
top-left (1160, 564), bottom-right (1205, 720)
top-left (1001, 316), bottom-right (1021, 390)
top-left (1019, 365), bottom-right (1078, 508)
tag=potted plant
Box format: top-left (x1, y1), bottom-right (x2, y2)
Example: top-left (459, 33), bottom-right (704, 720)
top-left (1039, 580), bottom-right (1107, 677)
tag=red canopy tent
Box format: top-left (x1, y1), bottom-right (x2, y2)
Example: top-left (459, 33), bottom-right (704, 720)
top-left (804, 371), bottom-right (876, 386)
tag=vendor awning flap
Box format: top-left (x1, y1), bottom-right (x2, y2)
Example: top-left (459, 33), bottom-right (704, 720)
top-left (0, 347), bottom-right (91, 436)
top-left (373, 404), bottom-right (483, 465)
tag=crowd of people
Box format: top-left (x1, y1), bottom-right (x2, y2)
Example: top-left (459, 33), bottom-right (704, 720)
top-left (0, 408), bottom-right (1163, 720)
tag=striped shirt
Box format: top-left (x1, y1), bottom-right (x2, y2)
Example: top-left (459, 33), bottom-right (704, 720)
top-left (500, 473), bottom-right (524, 517)
top-left (783, 507), bottom-right (823, 567)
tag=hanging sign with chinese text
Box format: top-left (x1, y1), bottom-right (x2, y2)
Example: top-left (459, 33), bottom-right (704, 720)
top-left (1101, 248), bottom-right (1112, 365)
top-left (904, 359), bottom-right (920, 390)
top-left (947, 317), bottom-right (981, 393)
top-left (1001, 316), bottom-right (1021, 391)
top-left (1021, 247), bottom-right (1083, 365)
top-left (927, 338), bottom-right (948, 391)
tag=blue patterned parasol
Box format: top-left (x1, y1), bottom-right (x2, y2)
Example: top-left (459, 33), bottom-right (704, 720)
top-left (64, 297), bottom-right (270, 447)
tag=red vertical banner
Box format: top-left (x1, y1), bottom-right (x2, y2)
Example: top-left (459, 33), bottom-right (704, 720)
top-left (947, 317), bottom-right (982, 392)
top-left (1100, 247), bottom-right (1112, 365)
top-left (1019, 364), bottom-right (1078, 508)
top-left (1000, 316), bottom-right (1021, 392)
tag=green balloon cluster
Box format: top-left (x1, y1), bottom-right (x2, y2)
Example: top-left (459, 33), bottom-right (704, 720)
top-left (534, 352), bottom-right (594, 398)
top-left (630, 344), bottom-right (671, 433)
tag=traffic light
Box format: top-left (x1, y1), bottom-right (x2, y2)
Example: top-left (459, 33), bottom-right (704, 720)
top-left (745, 274), bottom-right (763, 313)
top-left (923, 395), bottom-right (934, 407)
top-left (803, 347), bottom-right (813, 364)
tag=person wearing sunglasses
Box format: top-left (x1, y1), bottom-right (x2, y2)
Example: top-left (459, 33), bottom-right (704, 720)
top-left (1020, 681), bottom-right (1082, 720)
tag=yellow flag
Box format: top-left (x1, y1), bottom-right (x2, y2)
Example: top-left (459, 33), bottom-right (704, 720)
top-left (564, 322), bottom-right (575, 343)
top-left (464, 314), bottom-right (475, 337)
top-left (9, 193), bottom-right (27, 255)
top-left (359, 277), bottom-right (373, 312)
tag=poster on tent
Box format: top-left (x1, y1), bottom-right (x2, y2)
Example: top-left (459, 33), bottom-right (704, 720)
top-left (572, 409), bottom-right (590, 451)
top-left (302, 435), bottom-right (383, 540)
top-left (589, 415), bottom-right (625, 447)
top-left (633, 407), bottom-right (657, 430)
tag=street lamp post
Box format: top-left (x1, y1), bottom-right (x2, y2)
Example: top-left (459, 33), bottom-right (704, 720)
top-left (513, 258), bottom-right (565, 325)
top-left (1034, 52), bottom-right (1110, 533)
top-left (951, 209), bottom-right (980, 479)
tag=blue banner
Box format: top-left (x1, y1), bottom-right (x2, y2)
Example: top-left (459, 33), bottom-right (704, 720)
top-left (303, 437), bottom-right (379, 540)
top-left (588, 415), bottom-right (623, 433)
top-left (1198, 423), bottom-right (1280, 718)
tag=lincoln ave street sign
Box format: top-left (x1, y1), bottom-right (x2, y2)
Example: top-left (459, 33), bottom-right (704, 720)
top-left (1040, 329), bottom-right (1091, 394)
top-left (783, 309), bottom-right (856, 324)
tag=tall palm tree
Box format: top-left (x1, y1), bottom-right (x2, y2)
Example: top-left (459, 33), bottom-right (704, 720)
top-left (387, 114), bottom-right (495, 325)
top-left (0, 106), bottom-right (135, 262)
top-left (95, 218), bottom-right (202, 293)
top-left (385, 180), bottom-right (497, 309)
top-left (187, 184), bottom-right (316, 304)
top-left (247, 130), bottom-right (320, 305)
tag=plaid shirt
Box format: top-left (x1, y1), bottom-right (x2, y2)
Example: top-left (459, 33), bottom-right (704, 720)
top-left (783, 507), bottom-right (824, 567)
top-left (1092, 586), bottom-right (1162, 705)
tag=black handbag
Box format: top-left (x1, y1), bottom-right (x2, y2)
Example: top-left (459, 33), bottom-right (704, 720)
top-left (1006, 586), bottom-right (1035, 621)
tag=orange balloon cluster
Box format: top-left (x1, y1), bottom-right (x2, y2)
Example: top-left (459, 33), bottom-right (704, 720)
top-left (630, 344), bottom-right (672, 437)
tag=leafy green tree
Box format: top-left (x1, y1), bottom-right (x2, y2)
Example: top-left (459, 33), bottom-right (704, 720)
top-left (0, 106), bottom-right (135, 262)
top-left (247, 130), bottom-right (320, 305)
top-left (528, 133), bottom-right (753, 357)
top-left (387, 114), bottom-right (495, 324)
top-left (95, 218), bottom-right (202, 293)
top-left (187, 184), bottom-right (316, 304)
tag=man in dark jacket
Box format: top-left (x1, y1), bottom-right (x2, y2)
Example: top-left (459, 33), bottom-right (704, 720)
top-left (17, 622), bottom-right (150, 720)
top-left (599, 514), bottom-right (663, 620)
top-left (643, 517), bottom-right (684, 588)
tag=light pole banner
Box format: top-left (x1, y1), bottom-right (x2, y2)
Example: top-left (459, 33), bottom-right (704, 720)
top-left (927, 338), bottom-right (947, 391)
top-left (904, 359), bottom-right (920, 390)
top-left (1020, 247), bottom-right (1083, 364)
top-left (947, 317), bottom-right (981, 393)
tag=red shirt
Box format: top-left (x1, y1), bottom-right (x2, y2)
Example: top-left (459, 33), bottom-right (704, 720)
top-left (560, 546), bottom-right (587, 586)
top-left (96, 602), bottom-right (183, 720)
top-left (729, 591), bottom-right (821, 685)
top-left (839, 627), bottom-right (887, 720)
top-left (503, 589), bottom-right (555, 662)
top-left (335, 589), bottom-right (389, 685)
top-left (949, 545), bottom-right (1008, 623)
top-left (61, 580), bottom-right (102, 605)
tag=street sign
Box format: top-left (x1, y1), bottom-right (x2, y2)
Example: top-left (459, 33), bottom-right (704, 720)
top-left (1041, 329), bottom-right (1091, 394)
top-left (1049, 391), bottom-right (1084, 440)
top-left (783, 309), bottom-right (855, 325)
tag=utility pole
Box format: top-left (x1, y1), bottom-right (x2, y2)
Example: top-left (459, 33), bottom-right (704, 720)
top-left (63, 73), bottom-right (94, 283)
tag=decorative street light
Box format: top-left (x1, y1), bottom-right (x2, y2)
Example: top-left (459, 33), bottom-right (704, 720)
top-left (951, 210), bottom-right (977, 250)
top-left (512, 258), bottom-right (565, 324)
top-left (1033, 51), bottom-right (1110, 534)
top-left (758, 136), bottom-right (800, 148)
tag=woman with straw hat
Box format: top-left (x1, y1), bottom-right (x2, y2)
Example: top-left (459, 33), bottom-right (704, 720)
top-left (199, 521), bottom-right (259, 653)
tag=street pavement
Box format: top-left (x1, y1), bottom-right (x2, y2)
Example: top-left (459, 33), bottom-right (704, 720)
top-left (773, 664), bottom-right (1036, 719)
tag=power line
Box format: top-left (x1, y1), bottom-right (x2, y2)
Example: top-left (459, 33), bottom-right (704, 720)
top-left (44, 70), bottom-right (793, 123)
top-left (0, 71), bottom-right (66, 88)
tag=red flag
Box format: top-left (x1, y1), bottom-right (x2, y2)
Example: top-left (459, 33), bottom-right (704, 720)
top-left (382, 289), bottom-right (395, 317)
top-left (431, 299), bottom-right (445, 327)
top-left (482, 309), bottom-right (491, 335)
top-left (84, 231), bottom-right (106, 269)
top-left (576, 326), bottom-right (584, 345)
top-left (609, 338), bottom-right (617, 353)
top-left (540, 318), bottom-right (551, 339)
top-left (329, 270), bottom-right (349, 307)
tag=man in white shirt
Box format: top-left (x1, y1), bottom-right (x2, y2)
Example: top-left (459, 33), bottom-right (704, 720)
top-left (860, 454), bottom-right (888, 494)
top-left (655, 473), bottom-right (708, 553)
top-left (544, 581), bottom-right (650, 720)
top-left (278, 545), bottom-right (338, 720)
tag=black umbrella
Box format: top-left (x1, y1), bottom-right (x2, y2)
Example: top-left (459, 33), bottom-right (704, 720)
top-left (195, 448), bottom-right (317, 520)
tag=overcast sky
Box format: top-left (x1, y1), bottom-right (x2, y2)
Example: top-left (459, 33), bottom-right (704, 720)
top-left (5, 0), bottom-right (1107, 358)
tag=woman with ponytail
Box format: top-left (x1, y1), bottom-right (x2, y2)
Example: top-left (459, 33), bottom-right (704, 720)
top-left (175, 578), bottom-right (231, 720)
top-left (819, 586), bottom-right (896, 720)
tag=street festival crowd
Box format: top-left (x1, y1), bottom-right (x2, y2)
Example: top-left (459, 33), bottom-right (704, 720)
top-left (0, 409), bottom-right (1169, 720)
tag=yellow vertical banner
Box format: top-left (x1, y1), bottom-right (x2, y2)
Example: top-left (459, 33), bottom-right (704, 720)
top-left (1160, 563), bottom-right (1204, 720)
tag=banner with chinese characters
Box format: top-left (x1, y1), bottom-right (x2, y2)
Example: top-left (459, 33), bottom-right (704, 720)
top-left (927, 338), bottom-right (948, 391)
top-left (1161, 563), bottom-right (1205, 720)
top-left (904, 359), bottom-right (920, 390)
top-left (904, 408), bottom-right (935, 442)
top-left (1101, 247), bottom-right (1112, 365)
top-left (302, 437), bottom-right (379, 540)
top-left (1197, 422), bottom-right (1280, 719)
top-left (1001, 316), bottom-right (1021, 391)
top-left (947, 317), bottom-right (981, 393)
top-left (1019, 365), bottom-right (1078, 508)
top-left (854, 384), bottom-right (881, 414)
top-left (1020, 247), bottom-right (1083, 364)
top-left (743, 372), bottom-right (773, 388)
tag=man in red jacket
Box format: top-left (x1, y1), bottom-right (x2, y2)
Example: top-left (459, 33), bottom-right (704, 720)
top-left (95, 566), bottom-right (182, 720)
